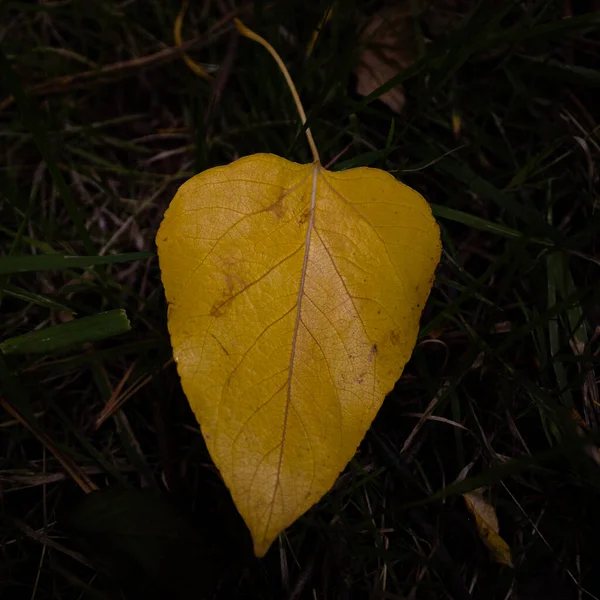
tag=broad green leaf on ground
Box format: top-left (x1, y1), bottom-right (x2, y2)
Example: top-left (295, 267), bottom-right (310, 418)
top-left (157, 153), bottom-right (440, 556)
top-left (463, 488), bottom-right (513, 566)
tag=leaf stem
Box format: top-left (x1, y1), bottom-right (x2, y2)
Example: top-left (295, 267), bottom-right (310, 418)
top-left (235, 19), bottom-right (320, 164)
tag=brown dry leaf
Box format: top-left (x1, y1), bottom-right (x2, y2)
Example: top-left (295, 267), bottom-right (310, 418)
top-left (463, 488), bottom-right (513, 566)
top-left (354, 4), bottom-right (420, 113)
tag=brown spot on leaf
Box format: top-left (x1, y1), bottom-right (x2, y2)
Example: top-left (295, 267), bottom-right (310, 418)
top-left (225, 273), bottom-right (237, 295)
top-left (390, 330), bottom-right (401, 346)
top-left (210, 289), bottom-right (234, 318)
top-left (297, 207), bottom-right (311, 226)
top-left (209, 302), bottom-right (225, 318)
top-left (210, 267), bottom-right (248, 317)
top-left (264, 195), bottom-right (285, 219)
top-left (368, 343), bottom-right (378, 363)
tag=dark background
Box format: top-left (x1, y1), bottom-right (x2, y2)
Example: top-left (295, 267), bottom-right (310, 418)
top-left (1, 1), bottom-right (600, 598)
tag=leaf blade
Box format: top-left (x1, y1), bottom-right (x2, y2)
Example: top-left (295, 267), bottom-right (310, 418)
top-left (463, 489), bottom-right (513, 567)
top-left (157, 153), bottom-right (441, 555)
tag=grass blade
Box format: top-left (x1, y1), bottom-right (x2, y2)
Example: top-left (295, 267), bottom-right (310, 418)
top-left (0, 252), bottom-right (153, 275)
top-left (0, 309), bottom-right (130, 355)
top-left (431, 204), bottom-right (550, 243)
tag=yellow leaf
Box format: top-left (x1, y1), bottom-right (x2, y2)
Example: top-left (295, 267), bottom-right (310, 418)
top-left (157, 154), bottom-right (440, 556)
top-left (463, 489), bottom-right (513, 566)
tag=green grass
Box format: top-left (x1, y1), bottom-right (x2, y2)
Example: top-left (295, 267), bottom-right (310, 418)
top-left (1, 0), bottom-right (600, 598)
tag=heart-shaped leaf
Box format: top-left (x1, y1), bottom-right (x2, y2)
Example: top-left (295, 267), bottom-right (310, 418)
top-left (157, 154), bottom-right (440, 555)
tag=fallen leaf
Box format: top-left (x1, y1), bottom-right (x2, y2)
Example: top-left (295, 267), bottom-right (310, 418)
top-left (463, 488), bottom-right (513, 566)
top-left (354, 4), bottom-right (419, 113)
top-left (157, 154), bottom-right (440, 555)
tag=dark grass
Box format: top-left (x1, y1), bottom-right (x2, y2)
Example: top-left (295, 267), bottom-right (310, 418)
top-left (1, 0), bottom-right (600, 598)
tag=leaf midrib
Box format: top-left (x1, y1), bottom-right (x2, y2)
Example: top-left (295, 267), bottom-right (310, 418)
top-left (263, 163), bottom-right (319, 542)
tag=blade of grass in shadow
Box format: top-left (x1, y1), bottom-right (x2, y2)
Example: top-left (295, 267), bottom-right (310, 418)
top-left (0, 252), bottom-right (153, 275)
top-left (25, 339), bottom-right (164, 375)
top-left (0, 283), bottom-right (75, 313)
top-left (432, 205), bottom-right (552, 244)
top-left (0, 310), bottom-right (130, 355)
top-left (0, 225), bottom-right (58, 254)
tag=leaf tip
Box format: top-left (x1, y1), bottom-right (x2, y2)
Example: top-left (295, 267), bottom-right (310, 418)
top-left (253, 538), bottom-right (271, 558)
